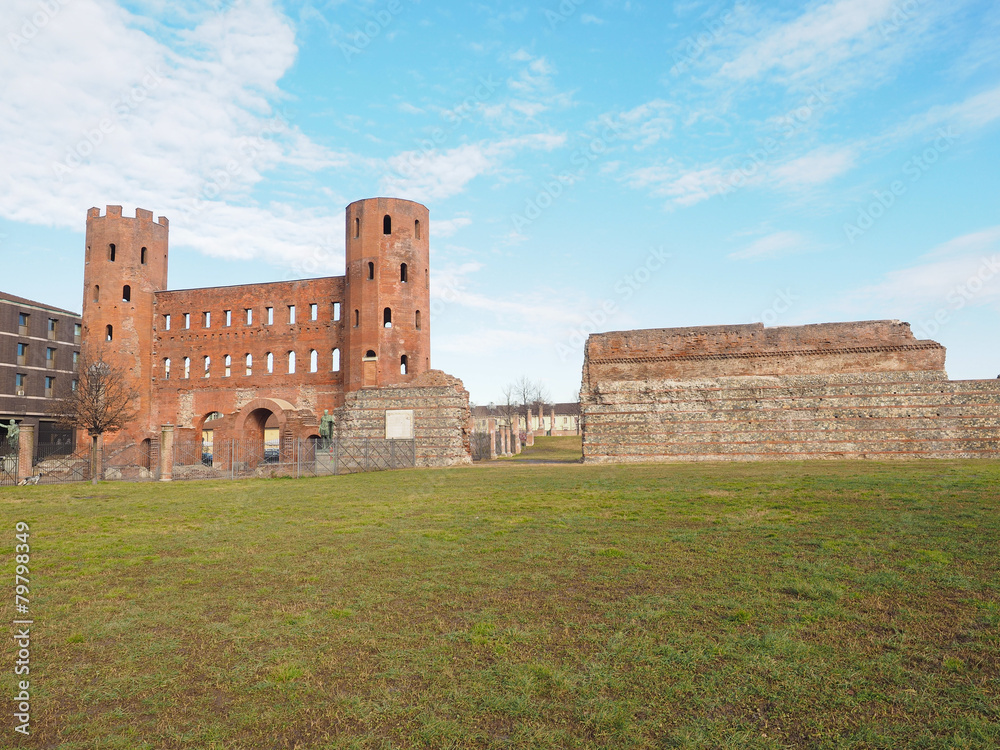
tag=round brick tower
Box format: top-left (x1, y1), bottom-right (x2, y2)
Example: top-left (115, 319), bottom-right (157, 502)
top-left (81, 206), bottom-right (169, 437)
top-left (343, 197), bottom-right (431, 391)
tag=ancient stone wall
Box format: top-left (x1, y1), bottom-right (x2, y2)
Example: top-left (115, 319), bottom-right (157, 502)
top-left (581, 322), bottom-right (1000, 462)
top-left (334, 370), bottom-right (472, 467)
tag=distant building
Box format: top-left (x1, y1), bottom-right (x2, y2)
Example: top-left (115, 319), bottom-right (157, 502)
top-left (472, 402), bottom-right (580, 436)
top-left (0, 293), bottom-right (81, 454)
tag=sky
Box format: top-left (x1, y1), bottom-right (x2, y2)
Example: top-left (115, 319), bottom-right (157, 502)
top-left (1, 0), bottom-right (999, 405)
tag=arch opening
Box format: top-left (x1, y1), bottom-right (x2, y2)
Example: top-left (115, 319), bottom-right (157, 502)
top-left (383, 214), bottom-right (391, 234)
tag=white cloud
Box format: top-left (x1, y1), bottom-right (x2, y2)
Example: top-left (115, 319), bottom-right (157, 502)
top-left (728, 230), bottom-right (809, 261)
top-left (432, 217), bottom-right (472, 238)
top-left (0, 0), bottom-right (352, 270)
top-left (770, 146), bottom-right (858, 188)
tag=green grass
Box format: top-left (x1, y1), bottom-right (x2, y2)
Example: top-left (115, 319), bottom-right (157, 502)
top-left (3, 460), bottom-right (1000, 748)
top-left (506, 435), bottom-right (583, 462)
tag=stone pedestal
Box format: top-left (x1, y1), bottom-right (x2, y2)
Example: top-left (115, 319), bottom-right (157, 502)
top-left (159, 425), bottom-right (174, 481)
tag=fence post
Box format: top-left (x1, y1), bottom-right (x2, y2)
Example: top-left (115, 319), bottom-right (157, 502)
top-left (16, 425), bottom-right (35, 484)
top-left (159, 425), bottom-right (174, 482)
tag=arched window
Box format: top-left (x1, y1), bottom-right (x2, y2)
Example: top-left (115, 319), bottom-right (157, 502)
top-left (332, 348), bottom-right (341, 372)
top-left (383, 214), bottom-right (391, 234)
top-left (141, 247), bottom-right (147, 264)
top-left (164, 358), bottom-right (171, 379)
top-left (367, 261), bottom-right (374, 280)
top-left (266, 352), bottom-right (274, 373)
top-left (414, 219), bottom-right (421, 239)
top-left (183, 357), bottom-right (190, 379)
top-left (245, 353), bottom-right (252, 376)
top-left (365, 349), bottom-right (376, 358)
top-left (204, 356), bottom-right (211, 377)
top-left (224, 355), bottom-right (232, 378)
top-left (310, 349), bottom-right (318, 372)
top-left (400, 263), bottom-right (408, 282)
top-left (400, 355), bottom-right (408, 375)
top-left (122, 285), bottom-right (131, 302)
top-left (109, 243), bottom-right (116, 261)
top-left (354, 309), bottom-right (359, 327)
top-left (354, 217), bottom-right (360, 238)
top-left (288, 351), bottom-right (296, 374)
top-left (105, 324), bottom-right (113, 342)
top-left (383, 307), bottom-right (392, 328)
top-left (415, 310), bottom-right (421, 330)
top-left (93, 285), bottom-right (100, 303)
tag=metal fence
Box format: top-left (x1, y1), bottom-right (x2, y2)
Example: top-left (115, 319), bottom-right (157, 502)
top-left (0, 448), bottom-right (17, 487)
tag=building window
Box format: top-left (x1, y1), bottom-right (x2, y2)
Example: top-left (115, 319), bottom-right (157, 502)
top-left (109, 243), bottom-right (116, 261)
top-left (310, 349), bottom-right (318, 372)
top-left (354, 217), bottom-right (360, 238)
top-left (122, 285), bottom-right (131, 302)
top-left (105, 324), bottom-right (113, 342)
top-left (267, 352), bottom-right (274, 374)
top-left (183, 357), bottom-right (190, 379)
top-left (74, 323), bottom-right (82, 342)
top-left (93, 285), bottom-right (100, 303)
top-left (288, 351), bottom-right (296, 374)
top-left (15, 374), bottom-right (26, 396)
top-left (310, 303), bottom-right (318, 321)
top-left (266, 307), bottom-right (274, 325)
top-left (400, 263), bottom-right (408, 282)
top-left (48, 318), bottom-right (57, 339)
top-left (383, 214), bottom-right (391, 234)
top-left (245, 308), bottom-right (253, 325)
top-left (73, 351), bottom-right (79, 366)
top-left (415, 310), bottom-right (421, 330)
top-left (333, 302), bottom-right (341, 321)
top-left (224, 355), bottom-right (231, 378)
top-left (354, 309), bottom-right (359, 327)
top-left (288, 305), bottom-right (296, 324)
top-left (141, 246), bottom-right (147, 264)
top-left (224, 310), bottom-right (232, 327)
top-left (164, 314), bottom-right (171, 330)
top-left (46, 348), bottom-right (56, 368)
top-left (45, 376), bottom-right (54, 398)
top-left (204, 356), bottom-right (211, 377)
top-left (184, 313), bottom-right (191, 329)
top-left (383, 307), bottom-right (392, 328)
top-left (16, 343), bottom-right (27, 366)
top-left (72, 379), bottom-right (78, 392)
top-left (414, 219), bottom-right (421, 239)
top-left (18, 313), bottom-right (29, 336)
top-left (365, 350), bottom-right (376, 358)
top-left (245, 354), bottom-right (252, 376)
top-left (367, 262), bottom-right (374, 280)
top-left (164, 358), bottom-right (171, 379)
top-left (400, 355), bottom-right (408, 375)
top-left (332, 348), bottom-right (341, 372)
top-left (204, 312), bottom-right (211, 328)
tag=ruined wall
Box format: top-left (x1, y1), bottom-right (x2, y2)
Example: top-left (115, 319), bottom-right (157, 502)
top-left (581, 322), bottom-right (1000, 462)
top-left (334, 370), bottom-right (473, 467)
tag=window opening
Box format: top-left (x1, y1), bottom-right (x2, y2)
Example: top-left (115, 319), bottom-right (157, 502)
top-left (383, 214), bottom-right (391, 234)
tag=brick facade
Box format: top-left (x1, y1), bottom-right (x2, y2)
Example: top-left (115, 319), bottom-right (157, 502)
top-left (79, 199), bottom-right (469, 464)
top-left (581, 321), bottom-right (1000, 462)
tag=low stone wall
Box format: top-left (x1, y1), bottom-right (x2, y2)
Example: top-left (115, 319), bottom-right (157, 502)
top-left (582, 371), bottom-right (1000, 462)
top-left (334, 370), bottom-right (472, 467)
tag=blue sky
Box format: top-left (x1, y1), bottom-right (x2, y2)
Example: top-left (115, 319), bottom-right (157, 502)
top-left (2, 0), bottom-right (999, 404)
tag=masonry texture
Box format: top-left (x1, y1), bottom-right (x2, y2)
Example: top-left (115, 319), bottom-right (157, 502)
top-left (581, 321), bottom-right (1000, 462)
top-left (79, 200), bottom-right (470, 466)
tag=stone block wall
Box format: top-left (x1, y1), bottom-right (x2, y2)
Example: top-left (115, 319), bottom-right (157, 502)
top-left (581, 322), bottom-right (1000, 462)
top-left (334, 370), bottom-right (472, 467)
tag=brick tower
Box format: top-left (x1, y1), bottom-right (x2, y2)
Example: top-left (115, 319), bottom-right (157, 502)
top-left (343, 197), bottom-right (431, 391)
top-left (81, 206), bottom-right (169, 436)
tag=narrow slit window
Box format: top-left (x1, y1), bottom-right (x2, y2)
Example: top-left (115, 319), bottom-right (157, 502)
top-left (245, 354), bottom-right (252, 376)
top-left (383, 307), bottom-right (392, 328)
top-left (109, 244), bottom-right (116, 261)
top-left (288, 351), bottom-right (296, 374)
top-left (332, 348), bottom-right (341, 372)
top-left (141, 246), bottom-right (147, 264)
top-left (164, 314), bottom-right (171, 330)
top-left (164, 358), bottom-right (171, 379)
top-left (400, 355), bottom-right (408, 375)
top-left (122, 285), bottom-right (131, 302)
top-left (266, 307), bottom-right (274, 325)
top-left (184, 313), bottom-right (191, 329)
top-left (414, 219), bottom-right (421, 239)
top-left (354, 217), bottom-right (360, 238)
top-left (245, 308), bottom-right (253, 325)
top-left (310, 349), bottom-right (318, 372)
top-left (183, 357), bottom-right (190, 379)
top-left (288, 305), bottom-right (296, 324)
top-left (415, 310), bottom-right (421, 330)
top-left (310, 303), bottom-right (318, 321)
top-left (383, 214), bottom-right (391, 234)
top-left (367, 262), bottom-right (374, 280)
top-left (267, 352), bottom-right (274, 373)
top-left (204, 312), bottom-right (211, 328)
top-left (400, 263), bottom-right (408, 282)
top-left (354, 309), bottom-right (359, 327)
top-left (333, 302), bottom-right (341, 321)
top-left (224, 355), bottom-right (231, 377)
top-left (224, 310), bottom-right (232, 327)
top-left (204, 356), bottom-right (211, 377)
top-left (105, 324), bottom-right (113, 342)
top-left (94, 285), bottom-right (100, 303)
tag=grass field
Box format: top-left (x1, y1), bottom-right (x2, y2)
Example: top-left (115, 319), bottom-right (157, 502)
top-left (505, 436), bottom-right (583, 463)
top-left (2, 460), bottom-right (1000, 748)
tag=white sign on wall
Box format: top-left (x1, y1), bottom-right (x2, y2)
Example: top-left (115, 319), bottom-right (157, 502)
top-left (385, 410), bottom-right (414, 440)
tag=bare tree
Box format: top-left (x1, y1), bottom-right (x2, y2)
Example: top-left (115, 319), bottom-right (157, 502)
top-left (499, 376), bottom-right (551, 436)
top-left (52, 352), bottom-right (140, 484)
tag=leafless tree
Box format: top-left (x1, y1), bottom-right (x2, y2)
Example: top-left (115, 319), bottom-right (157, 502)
top-left (51, 352), bottom-right (139, 484)
top-left (499, 376), bottom-right (551, 433)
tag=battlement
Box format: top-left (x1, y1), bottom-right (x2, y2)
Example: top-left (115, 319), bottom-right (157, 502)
top-left (87, 206), bottom-right (168, 227)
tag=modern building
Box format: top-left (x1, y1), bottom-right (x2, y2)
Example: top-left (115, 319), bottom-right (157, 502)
top-left (0, 292), bottom-right (81, 454)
